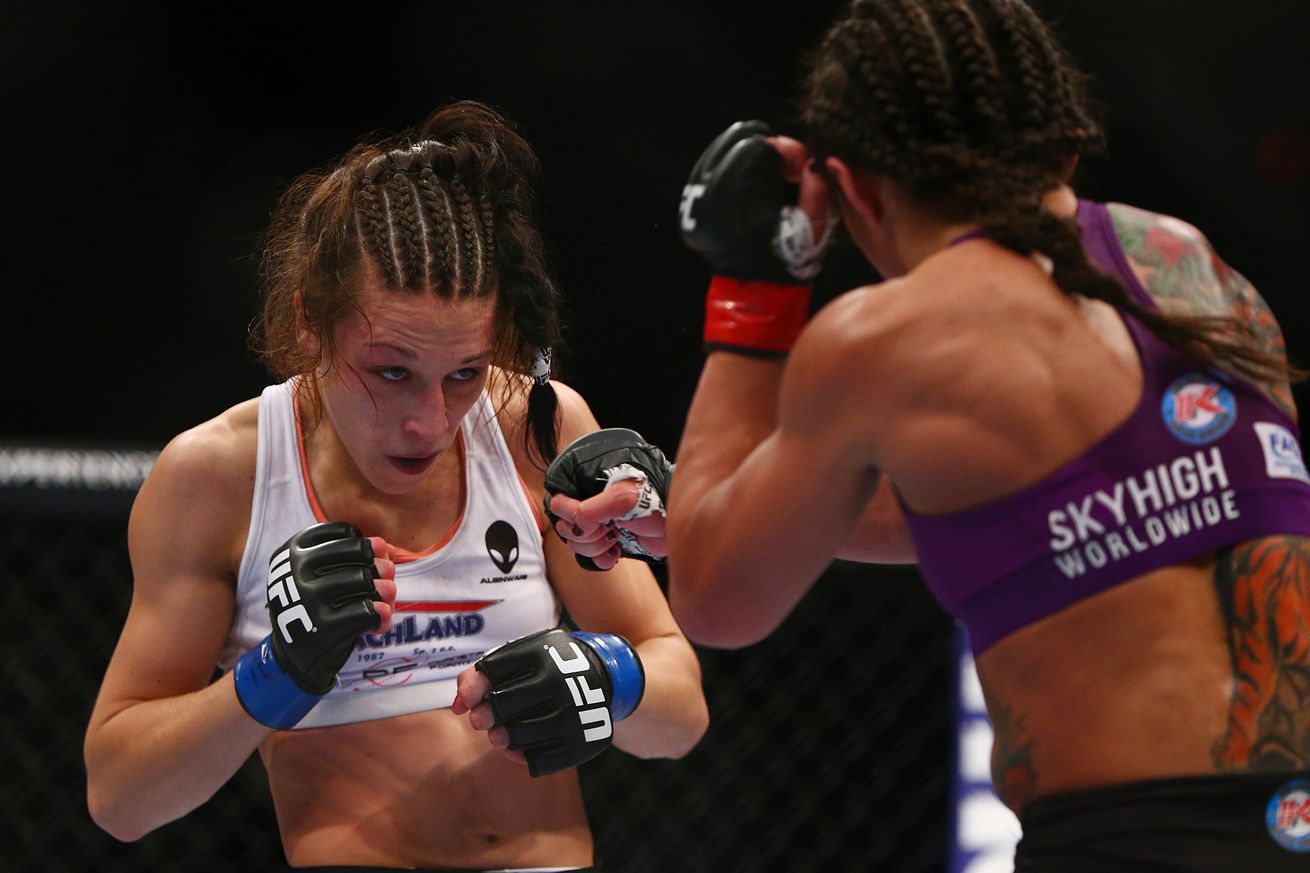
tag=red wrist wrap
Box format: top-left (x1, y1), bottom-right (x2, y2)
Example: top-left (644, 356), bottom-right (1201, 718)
top-left (703, 276), bottom-right (812, 355)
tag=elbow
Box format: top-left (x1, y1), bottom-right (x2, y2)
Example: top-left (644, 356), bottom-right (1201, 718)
top-left (666, 557), bottom-right (758, 650)
top-left (677, 617), bottom-right (772, 650)
top-left (85, 738), bottom-right (151, 842)
top-left (668, 575), bottom-right (776, 651)
top-left (662, 730), bottom-right (707, 762)
top-left (87, 787), bottom-right (151, 843)
top-left (668, 701), bottom-right (710, 760)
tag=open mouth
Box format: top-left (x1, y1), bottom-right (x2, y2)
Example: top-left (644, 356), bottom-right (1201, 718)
top-left (387, 453), bottom-right (439, 476)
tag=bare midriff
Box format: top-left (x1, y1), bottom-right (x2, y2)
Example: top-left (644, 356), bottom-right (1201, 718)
top-left (261, 708), bottom-right (593, 869)
top-left (975, 561), bottom-right (1233, 813)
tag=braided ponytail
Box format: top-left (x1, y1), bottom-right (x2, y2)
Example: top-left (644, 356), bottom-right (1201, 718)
top-left (492, 208), bottom-right (563, 466)
top-left (419, 101), bottom-right (565, 467)
top-left (255, 100), bottom-right (568, 465)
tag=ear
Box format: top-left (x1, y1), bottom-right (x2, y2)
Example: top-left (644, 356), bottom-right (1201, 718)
top-left (824, 156), bottom-right (883, 226)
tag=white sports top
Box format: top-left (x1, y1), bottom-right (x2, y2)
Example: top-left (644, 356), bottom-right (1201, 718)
top-left (218, 379), bottom-right (559, 729)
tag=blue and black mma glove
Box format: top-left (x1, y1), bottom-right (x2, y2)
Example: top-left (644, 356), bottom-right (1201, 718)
top-left (233, 521), bottom-right (382, 729)
top-left (475, 627), bottom-right (645, 777)
top-left (679, 120), bottom-right (834, 356)
top-left (544, 428), bottom-right (674, 571)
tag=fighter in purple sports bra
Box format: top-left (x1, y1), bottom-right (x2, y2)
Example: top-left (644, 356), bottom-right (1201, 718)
top-left (546, 2), bottom-right (1310, 870)
top-left (902, 199), bottom-right (1310, 656)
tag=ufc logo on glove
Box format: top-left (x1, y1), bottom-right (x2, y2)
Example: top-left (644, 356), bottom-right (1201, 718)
top-left (267, 547), bottom-right (315, 643)
top-left (548, 640), bottom-right (613, 743)
top-left (476, 627), bottom-right (645, 776)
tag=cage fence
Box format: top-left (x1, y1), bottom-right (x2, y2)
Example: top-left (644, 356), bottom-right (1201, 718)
top-left (1, 443), bottom-right (957, 873)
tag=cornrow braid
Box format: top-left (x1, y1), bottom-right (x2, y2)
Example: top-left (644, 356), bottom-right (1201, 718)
top-left (1007, 0), bottom-right (1101, 151)
top-left (383, 167), bottom-right (424, 290)
top-left (874, 0), bottom-right (960, 146)
top-left (256, 100), bottom-right (568, 467)
top-left (355, 158), bottom-right (401, 291)
top-left (413, 164), bottom-right (461, 293)
top-left (448, 174), bottom-right (485, 295)
top-left (986, 1), bottom-right (1050, 133)
top-left (937, 0), bottom-right (1005, 137)
top-left (351, 139), bottom-right (502, 300)
top-left (803, 0), bottom-right (1290, 384)
top-left (477, 191), bottom-right (497, 273)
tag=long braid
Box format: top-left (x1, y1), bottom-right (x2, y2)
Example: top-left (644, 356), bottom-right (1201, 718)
top-left (416, 101), bottom-right (565, 466)
top-left (803, 0), bottom-right (1290, 383)
top-left (496, 213), bottom-right (562, 464)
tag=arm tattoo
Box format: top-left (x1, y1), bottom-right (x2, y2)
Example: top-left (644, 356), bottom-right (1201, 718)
top-left (1212, 536), bottom-right (1310, 772)
top-left (990, 701), bottom-right (1039, 812)
top-left (1111, 204), bottom-right (1297, 419)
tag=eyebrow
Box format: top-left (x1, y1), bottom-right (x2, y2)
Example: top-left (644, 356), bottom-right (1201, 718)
top-left (366, 343), bottom-right (494, 365)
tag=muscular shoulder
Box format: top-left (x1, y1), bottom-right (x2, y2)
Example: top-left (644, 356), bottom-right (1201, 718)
top-left (800, 282), bottom-right (910, 378)
top-left (152, 399), bottom-right (259, 499)
top-left (1107, 201), bottom-right (1296, 417)
top-left (1104, 201), bottom-right (1229, 314)
top-left (129, 398), bottom-right (259, 573)
top-left (788, 280), bottom-right (943, 438)
top-left (801, 274), bottom-right (996, 405)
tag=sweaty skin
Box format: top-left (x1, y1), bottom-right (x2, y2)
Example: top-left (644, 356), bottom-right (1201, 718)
top-left (561, 139), bottom-right (1308, 814)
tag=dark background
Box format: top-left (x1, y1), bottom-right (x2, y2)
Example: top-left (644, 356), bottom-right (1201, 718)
top-left (4, 2), bottom-right (1309, 871)
top-left (8, 0), bottom-right (1310, 448)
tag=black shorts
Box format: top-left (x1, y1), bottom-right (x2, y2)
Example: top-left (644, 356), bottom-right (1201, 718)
top-left (1014, 771), bottom-right (1310, 872)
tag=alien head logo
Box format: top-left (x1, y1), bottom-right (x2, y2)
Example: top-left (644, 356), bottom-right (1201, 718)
top-left (485, 520), bottom-right (519, 574)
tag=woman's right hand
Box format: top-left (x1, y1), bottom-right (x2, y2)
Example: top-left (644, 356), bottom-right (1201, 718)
top-left (548, 485), bottom-right (668, 572)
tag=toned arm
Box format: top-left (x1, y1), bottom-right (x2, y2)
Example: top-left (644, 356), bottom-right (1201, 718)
top-left (526, 381), bottom-right (709, 759)
top-left (84, 411), bottom-right (270, 841)
top-left (666, 294), bottom-right (886, 648)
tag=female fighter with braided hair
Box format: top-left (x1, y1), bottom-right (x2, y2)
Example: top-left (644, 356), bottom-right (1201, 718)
top-left (84, 100), bottom-right (706, 872)
top-left (546, 1), bottom-right (1310, 868)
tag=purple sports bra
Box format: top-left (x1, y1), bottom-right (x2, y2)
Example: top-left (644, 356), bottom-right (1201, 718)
top-left (902, 200), bottom-right (1310, 656)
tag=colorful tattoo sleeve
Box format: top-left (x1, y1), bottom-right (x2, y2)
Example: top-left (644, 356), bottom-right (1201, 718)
top-left (1111, 203), bottom-right (1297, 419)
top-left (1212, 536), bottom-right (1310, 772)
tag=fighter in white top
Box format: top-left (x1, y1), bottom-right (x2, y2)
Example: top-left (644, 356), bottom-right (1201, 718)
top-left (84, 101), bottom-right (708, 872)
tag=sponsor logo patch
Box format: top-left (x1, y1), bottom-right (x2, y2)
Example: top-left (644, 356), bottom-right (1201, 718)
top-left (1254, 422), bottom-right (1310, 484)
top-left (1161, 374), bottom-right (1236, 445)
top-left (1267, 778), bottom-right (1310, 852)
top-left (485, 520), bottom-right (520, 573)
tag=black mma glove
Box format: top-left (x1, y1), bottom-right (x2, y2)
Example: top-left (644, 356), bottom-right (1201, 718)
top-left (476, 627), bottom-right (645, 777)
top-left (679, 120), bottom-right (834, 355)
top-left (544, 428), bottom-right (674, 570)
top-left (233, 521), bottom-right (382, 728)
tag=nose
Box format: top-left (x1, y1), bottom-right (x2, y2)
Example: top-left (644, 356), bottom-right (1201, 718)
top-left (401, 384), bottom-right (452, 446)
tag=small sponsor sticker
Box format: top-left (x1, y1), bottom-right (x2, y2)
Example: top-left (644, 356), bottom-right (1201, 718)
top-left (1267, 778), bottom-right (1310, 853)
top-left (1254, 422), bottom-right (1310, 485)
top-left (1161, 374), bottom-right (1236, 445)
